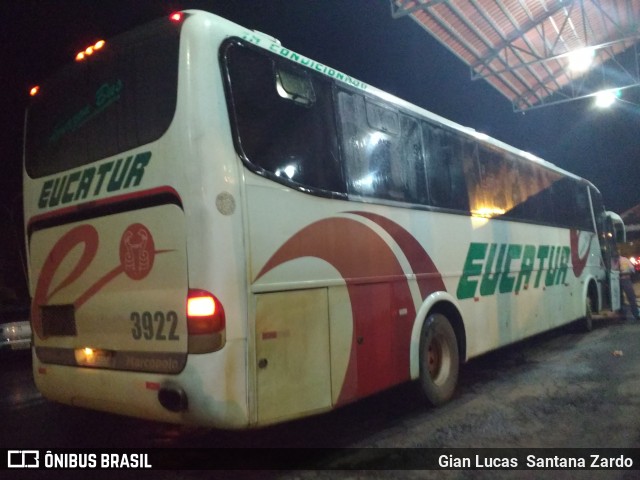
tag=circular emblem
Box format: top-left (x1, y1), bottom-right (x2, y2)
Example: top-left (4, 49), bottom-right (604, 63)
top-left (119, 223), bottom-right (155, 280)
top-left (215, 192), bottom-right (236, 216)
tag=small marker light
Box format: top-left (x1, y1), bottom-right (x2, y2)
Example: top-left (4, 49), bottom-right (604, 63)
top-left (169, 12), bottom-right (183, 22)
top-left (29, 86), bottom-right (40, 97)
top-left (75, 40), bottom-right (106, 62)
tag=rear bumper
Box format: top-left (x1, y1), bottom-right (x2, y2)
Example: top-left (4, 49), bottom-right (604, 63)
top-left (32, 338), bottom-right (248, 428)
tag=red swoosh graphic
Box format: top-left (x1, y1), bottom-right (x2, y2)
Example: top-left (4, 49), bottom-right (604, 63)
top-left (255, 216), bottom-right (440, 404)
top-left (349, 211), bottom-right (445, 298)
top-left (32, 223), bottom-right (172, 339)
top-left (570, 230), bottom-right (594, 277)
top-left (32, 225), bottom-right (99, 338)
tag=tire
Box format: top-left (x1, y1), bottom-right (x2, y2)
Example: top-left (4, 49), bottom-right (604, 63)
top-left (582, 296), bottom-right (593, 332)
top-left (419, 313), bottom-right (459, 406)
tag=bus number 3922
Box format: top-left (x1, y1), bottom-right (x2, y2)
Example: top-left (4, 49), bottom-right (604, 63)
top-left (130, 311), bottom-right (180, 341)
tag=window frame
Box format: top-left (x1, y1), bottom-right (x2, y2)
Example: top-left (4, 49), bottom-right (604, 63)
top-left (221, 38), bottom-right (347, 200)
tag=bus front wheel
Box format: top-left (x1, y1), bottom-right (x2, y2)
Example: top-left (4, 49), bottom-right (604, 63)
top-left (419, 313), bottom-right (459, 406)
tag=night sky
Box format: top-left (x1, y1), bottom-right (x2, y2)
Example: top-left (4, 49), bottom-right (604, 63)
top-left (1, 0), bottom-right (639, 295)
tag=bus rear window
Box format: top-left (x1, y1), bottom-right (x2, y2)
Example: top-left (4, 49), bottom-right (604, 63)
top-left (25, 18), bottom-right (180, 178)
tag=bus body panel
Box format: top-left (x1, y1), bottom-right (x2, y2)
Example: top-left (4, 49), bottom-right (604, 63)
top-left (246, 174), bottom-right (603, 415)
top-left (24, 12), bottom-right (254, 428)
top-left (29, 204), bottom-right (188, 367)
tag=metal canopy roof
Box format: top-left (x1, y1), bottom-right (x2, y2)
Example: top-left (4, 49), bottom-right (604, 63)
top-left (391, 0), bottom-right (640, 111)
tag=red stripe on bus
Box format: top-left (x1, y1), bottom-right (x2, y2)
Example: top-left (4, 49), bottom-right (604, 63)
top-left (255, 216), bottom-right (415, 405)
top-left (349, 211), bottom-right (446, 299)
top-left (27, 185), bottom-right (182, 230)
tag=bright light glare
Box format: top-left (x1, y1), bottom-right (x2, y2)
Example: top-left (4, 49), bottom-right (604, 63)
top-left (354, 173), bottom-right (375, 189)
top-left (471, 207), bottom-right (506, 218)
top-left (83, 347), bottom-right (94, 356)
top-left (568, 48), bottom-right (594, 72)
top-left (283, 165), bottom-right (296, 179)
top-left (471, 131), bottom-right (489, 141)
top-left (594, 90), bottom-right (618, 108)
top-left (29, 86), bottom-right (40, 97)
top-left (368, 131), bottom-right (384, 147)
top-left (188, 296), bottom-right (215, 317)
top-left (275, 165), bottom-right (297, 179)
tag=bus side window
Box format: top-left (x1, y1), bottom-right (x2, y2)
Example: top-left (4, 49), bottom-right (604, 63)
top-left (337, 95), bottom-right (427, 204)
top-left (504, 160), bottom-right (536, 222)
top-left (551, 177), bottom-right (578, 228)
top-left (337, 91), bottom-right (408, 202)
top-left (399, 114), bottom-right (428, 205)
top-left (511, 166), bottom-right (557, 225)
top-left (364, 99), bottom-right (398, 199)
top-left (590, 186), bottom-right (605, 234)
top-left (224, 42), bottom-right (344, 195)
top-left (475, 144), bottom-right (512, 217)
top-left (461, 139), bottom-right (481, 215)
top-left (423, 123), bottom-right (469, 212)
top-left (337, 91), bottom-right (371, 196)
top-left (575, 183), bottom-right (594, 231)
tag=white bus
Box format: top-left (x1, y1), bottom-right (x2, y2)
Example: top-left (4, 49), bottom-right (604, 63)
top-left (24, 10), bottom-right (621, 428)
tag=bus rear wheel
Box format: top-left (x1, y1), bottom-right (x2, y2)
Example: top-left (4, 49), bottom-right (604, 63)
top-left (419, 313), bottom-right (459, 406)
top-left (581, 296), bottom-right (594, 332)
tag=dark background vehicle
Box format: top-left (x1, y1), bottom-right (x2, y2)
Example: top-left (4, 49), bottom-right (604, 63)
top-left (0, 296), bottom-right (31, 353)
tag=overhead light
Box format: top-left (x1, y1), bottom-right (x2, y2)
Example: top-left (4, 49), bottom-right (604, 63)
top-left (594, 89), bottom-right (619, 108)
top-left (568, 48), bottom-right (595, 72)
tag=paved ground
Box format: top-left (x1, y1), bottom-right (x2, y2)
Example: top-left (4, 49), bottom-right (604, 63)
top-left (6, 282), bottom-right (640, 480)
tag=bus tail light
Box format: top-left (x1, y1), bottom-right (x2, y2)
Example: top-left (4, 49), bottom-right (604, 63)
top-left (187, 289), bottom-right (225, 353)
